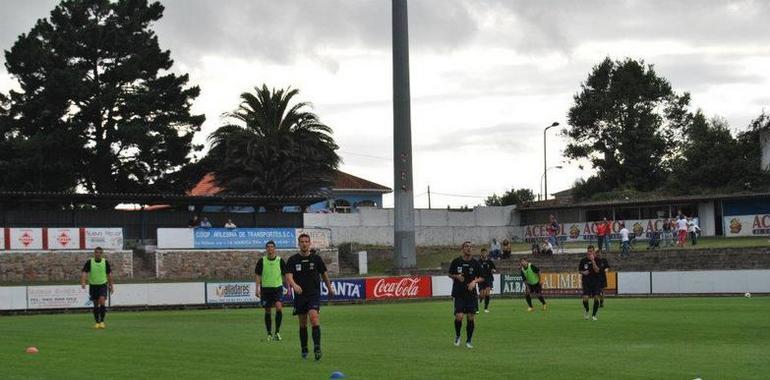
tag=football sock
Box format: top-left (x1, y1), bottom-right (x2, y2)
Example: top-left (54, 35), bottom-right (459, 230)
top-left (92, 305), bottom-right (100, 323)
top-left (525, 294), bottom-right (533, 308)
top-left (99, 305), bottom-right (106, 322)
top-left (583, 300), bottom-right (589, 312)
top-left (312, 326), bottom-right (321, 349)
top-left (454, 319), bottom-right (462, 337)
top-left (466, 320), bottom-right (475, 342)
top-left (299, 327), bottom-right (308, 350)
top-left (538, 296), bottom-right (546, 305)
top-left (484, 296), bottom-right (490, 309)
top-left (592, 300), bottom-right (600, 316)
top-left (264, 313), bottom-right (272, 334)
top-left (275, 311), bottom-right (282, 333)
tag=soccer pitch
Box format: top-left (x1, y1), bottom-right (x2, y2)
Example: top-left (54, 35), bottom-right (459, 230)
top-left (2, 297), bottom-right (768, 380)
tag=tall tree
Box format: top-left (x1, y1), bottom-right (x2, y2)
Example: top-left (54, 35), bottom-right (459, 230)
top-left (1, 0), bottom-right (204, 193)
top-left (206, 85), bottom-right (340, 195)
top-left (565, 57), bottom-right (689, 194)
top-left (668, 112), bottom-right (744, 193)
top-left (485, 188), bottom-right (534, 206)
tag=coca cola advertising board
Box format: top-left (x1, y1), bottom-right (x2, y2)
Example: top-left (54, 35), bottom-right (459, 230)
top-left (365, 276), bottom-right (432, 300)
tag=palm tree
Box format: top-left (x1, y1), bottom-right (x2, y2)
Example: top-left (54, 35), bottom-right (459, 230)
top-left (206, 85), bottom-right (340, 196)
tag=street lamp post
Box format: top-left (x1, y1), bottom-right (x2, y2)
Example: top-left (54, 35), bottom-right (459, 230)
top-left (540, 165), bottom-right (563, 200)
top-left (543, 122), bottom-right (559, 200)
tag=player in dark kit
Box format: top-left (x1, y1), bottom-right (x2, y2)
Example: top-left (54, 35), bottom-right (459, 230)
top-left (519, 257), bottom-right (547, 311)
top-left (285, 234), bottom-right (335, 360)
top-left (477, 248), bottom-right (496, 313)
top-left (80, 247), bottom-right (114, 329)
top-left (448, 241), bottom-right (484, 348)
top-left (594, 250), bottom-right (610, 307)
top-left (255, 240), bottom-right (287, 342)
top-left (579, 245), bottom-right (602, 320)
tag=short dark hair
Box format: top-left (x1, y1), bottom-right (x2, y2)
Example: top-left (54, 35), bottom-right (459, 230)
top-left (520, 257), bottom-right (528, 262)
top-left (298, 233), bottom-right (310, 240)
top-left (94, 246), bottom-right (103, 253)
top-left (587, 245), bottom-right (595, 251)
top-left (265, 240), bottom-right (276, 247)
top-left (461, 241), bottom-right (471, 248)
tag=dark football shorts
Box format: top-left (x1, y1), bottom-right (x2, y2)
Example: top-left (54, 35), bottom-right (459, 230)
top-left (453, 295), bottom-right (478, 314)
top-left (526, 282), bottom-right (543, 294)
top-left (293, 294), bottom-right (321, 315)
top-left (260, 287), bottom-right (283, 308)
top-left (582, 280), bottom-right (601, 296)
top-left (478, 279), bottom-right (493, 290)
top-left (89, 284), bottom-right (109, 301)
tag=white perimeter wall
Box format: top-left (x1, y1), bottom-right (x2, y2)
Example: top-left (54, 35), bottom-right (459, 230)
top-left (304, 206), bottom-right (517, 245)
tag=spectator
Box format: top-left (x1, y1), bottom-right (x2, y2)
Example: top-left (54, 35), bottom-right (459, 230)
top-left (478, 247), bottom-right (487, 261)
top-left (596, 218), bottom-right (609, 253)
top-left (531, 240), bottom-right (541, 256)
top-left (541, 240), bottom-right (554, 255)
top-left (602, 218), bottom-right (612, 252)
top-left (647, 230), bottom-right (660, 250)
top-left (676, 215), bottom-right (688, 247)
top-left (619, 223), bottom-right (630, 257)
top-left (489, 239), bottom-right (502, 260)
top-left (661, 218), bottom-right (674, 247)
top-left (224, 219), bottom-right (237, 229)
top-left (188, 215), bottom-right (200, 228)
top-left (688, 218), bottom-right (701, 245)
top-left (501, 239), bottom-right (512, 259)
top-left (199, 217), bottom-right (212, 228)
top-left (546, 215), bottom-right (560, 248)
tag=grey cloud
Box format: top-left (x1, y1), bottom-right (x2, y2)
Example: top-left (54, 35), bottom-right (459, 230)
top-left (653, 55), bottom-right (766, 91)
top-left (155, 0), bottom-right (478, 68)
top-left (417, 122), bottom-right (536, 152)
top-left (485, 0), bottom-right (770, 54)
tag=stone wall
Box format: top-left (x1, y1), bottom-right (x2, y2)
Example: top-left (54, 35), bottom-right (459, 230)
top-left (0, 250), bottom-right (133, 283)
top-left (488, 247), bottom-right (770, 274)
top-left (155, 249), bottom-right (340, 280)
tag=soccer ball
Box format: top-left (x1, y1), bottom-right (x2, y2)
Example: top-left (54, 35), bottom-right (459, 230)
top-left (744, 292), bottom-right (751, 298)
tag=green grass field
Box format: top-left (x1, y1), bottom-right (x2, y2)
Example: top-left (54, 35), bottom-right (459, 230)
top-left (2, 297), bottom-right (768, 379)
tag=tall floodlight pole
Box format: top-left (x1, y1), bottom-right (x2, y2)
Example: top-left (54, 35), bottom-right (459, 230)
top-left (543, 122), bottom-right (559, 200)
top-left (392, 0), bottom-right (416, 271)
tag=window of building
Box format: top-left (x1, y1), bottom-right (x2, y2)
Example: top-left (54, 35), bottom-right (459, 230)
top-left (355, 200), bottom-right (377, 208)
top-left (334, 199), bottom-right (351, 213)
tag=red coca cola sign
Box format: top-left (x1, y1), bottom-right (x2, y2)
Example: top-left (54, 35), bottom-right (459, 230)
top-left (365, 276), bottom-right (432, 299)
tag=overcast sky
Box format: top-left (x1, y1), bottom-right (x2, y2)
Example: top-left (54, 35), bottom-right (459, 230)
top-left (1, 0), bottom-right (769, 207)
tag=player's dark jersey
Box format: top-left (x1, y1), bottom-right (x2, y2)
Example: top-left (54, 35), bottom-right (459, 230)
top-left (82, 259), bottom-right (112, 274)
top-left (478, 259), bottom-right (496, 282)
top-left (596, 257), bottom-right (610, 282)
top-left (449, 256), bottom-right (482, 298)
top-left (286, 252), bottom-right (327, 297)
top-left (578, 257), bottom-right (600, 284)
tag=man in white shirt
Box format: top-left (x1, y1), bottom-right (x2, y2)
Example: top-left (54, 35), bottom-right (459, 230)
top-left (687, 218), bottom-right (701, 245)
top-left (619, 223), bottom-right (630, 257)
top-left (676, 216), bottom-right (688, 247)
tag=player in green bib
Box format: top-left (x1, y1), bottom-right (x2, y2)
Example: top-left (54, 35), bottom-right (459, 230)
top-left (80, 247), bottom-right (114, 329)
top-left (255, 240), bottom-right (287, 341)
top-left (519, 257), bottom-right (547, 311)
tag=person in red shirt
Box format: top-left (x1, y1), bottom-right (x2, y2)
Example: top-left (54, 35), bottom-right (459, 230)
top-left (596, 218), bottom-right (609, 253)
